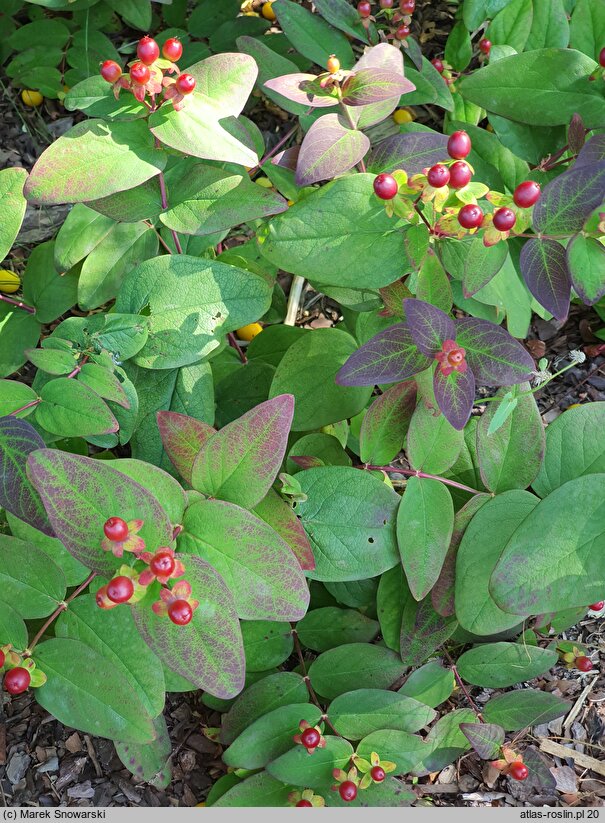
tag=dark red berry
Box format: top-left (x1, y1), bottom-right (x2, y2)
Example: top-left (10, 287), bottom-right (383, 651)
top-left (301, 727), bottom-right (321, 749)
top-left (0, 650), bottom-right (5, 669)
top-left (589, 601), bottom-right (605, 611)
top-left (513, 180), bottom-right (541, 208)
top-left (296, 800), bottom-right (313, 807)
top-left (447, 130), bottom-right (472, 160)
top-left (107, 576), bottom-right (134, 604)
top-left (150, 551), bottom-right (176, 577)
top-left (600, 47), bottom-right (605, 68)
top-left (379, 0), bottom-right (394, 7)
top-left (576, 656), bottom-right (593, 672)
top-left (509, 762), bottom-right (529, 781)
top-left (395, 24), bottom-right (410, 39)
top-left (4, 667), bottom-right (30, 695)
top-left (373, 173), bottom-right (398, 200)
top-left (339, 781), bottom-right (357, 802)
top-left (479, 38), bottom-right (491, 54)
top-left (431, 57), bottom-right (444, 73)
top-left (357, 0), bottom-right (372, 17)
top-left (493, 207), bottom-right (516, 231)
top-left (400, 0), bottom-right (415, 11)
top-left (96, 585), bottom-right (113, 609)
top-left (448, 161), bottom-right (472, 189)
top-left (427, 163), bottom-right (450, 188)
top-left (103, 517), bottom-right (129, 542)
top-left (175, 73), bottom-right (196, 94)
top-left (130, 62), bottom-right (151, 85)
top-left (168, 599), bottom-right (193, 625)
top-left (100, 60), bottom-right (122, 84)
top-left (371, 766), bottom-right (386, 782)
top-left (137, 36), bottom-right (160, 66)
top-left (162, 37), bottom-right (183, 62)
top-left (458, 204), bottom-right (484, 229)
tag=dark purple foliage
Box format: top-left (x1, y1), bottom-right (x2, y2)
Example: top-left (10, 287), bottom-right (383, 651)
top-left (336, 323), bottom-right (432, 386)
top-left (574, 134), bottom-right (605, 168)
top-left (519, 238), bottom-right (571, 321)
top-left (454, 317), bottom-right (535, 386)
top-left (0, 416), bottom-right (52, 535)
top-left (295, 114), bottom-right (370, 186)
top-left (433, 367), bottom-right (475, 431)
top-left (367, 132), bottom-right (450, 176)
top-left (404, 298), bottom-right (455, 356)
top-left (532, 161), bottom-right (605, 235)
top-left (341, 68), bottom-right (415, 106)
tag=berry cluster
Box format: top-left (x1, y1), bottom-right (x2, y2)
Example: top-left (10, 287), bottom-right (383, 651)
top-left (100, 35), bottom-right (196, 111)
top-left (357, 0), bottom-right (416, 46)
top-left (558, 643), bottom-right (596, 673)
top-left (332, 752), bottom-right (396, 801)
top-left (98, 517), bottom-right (199, 626)
top-left (490, 747), bottom-right (529, 782)
top-left (1, 645), bottom-right (46, 696)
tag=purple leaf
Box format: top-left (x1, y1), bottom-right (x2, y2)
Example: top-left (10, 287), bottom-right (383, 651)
top-left (336, 324), bottom-right (432, 387)
top-left (0, 416), bottom-right (52, 535)
top-left (295, 114), bottom-right (370, 186)
top-left (404, 298), bottom-right (455, 356)
top-left (354, 42), bottom-right (405, 74)
top-left (156, 411), bottom-right (215, 485)
top-left (567, 114), bottom-right (585, 154)
top-left (272, 145), bottom-right (300, 171)
top-left (433, 368), bottom-right (475, 431)
top-left (454, 318), bottom-right (535, 387)
top-left (573, 134), bottom-right (605, 168)
top-left (519, 238), bottom-right (571, 321)
top-left (341, 68), bottom-right (415, 106)
top-left (460, 722), bottom-right (505, 760)
top-left (264, 74), bottom-right (338, 108)
top-left (533, 162), bottom-right (605, 235)
top-left (367, 132), bottom-right (449, 176)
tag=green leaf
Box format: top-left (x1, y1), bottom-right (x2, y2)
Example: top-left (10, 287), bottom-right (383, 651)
top-left (455, 490), bottom-right (539, 635)
top-left (444, 20), bottom-right (473, 71)
top-left (399, 660), bottom-right (455, 708)
top-left (115, 714), bottom-right (172, 788)
top-left (0, 167), bottom-right (28, 262)
top-left (570, 0), bottom-right (605, 63)
top-left (214, 772), bottom-right (295, 807)
top-left (53, 204), bottom-right (114, 272)
top-left (489, 0), bottom-right (533, 52)
top-left (111, 459), bottom-right (187, 526)
top-left (115, 255), bottom-right (272, 370)
top-left (295, 466), bottom-right (400, 582)
top-left (78, 364), bottom-right (129, 408)
top-left (257, 175), bottom-right (411, 289)
top-left (483, 689), bottom-right (571, 731)
top-left (22, 241), bottom-right (79, 325)
top-left (156, 411), bottom-right (215, 485)
top-left (458, 49), bottom-right (605, 127)
top-left (34, 637), bottom-right (155, 744)
top-left (0, 381), bottom-right (38, 417)
top-left (0, 534), bottom-right (65, 619)
top-left (417, 255), bottom-right (453, 313)
top-left (133, 556), bottom-right (245, 699)
top-left (313, 0), bottom-right (370, 43)
top-left (356, 729), bottom-right (425, 774)
top-left (567, 234), bottom-right (605, 306)
top-left (267, 735), bottom-right (354, 790)
top-left (359, 382), bottom-right (417, 465)
top-left (420, 708), bottom-right (476, 774)
top-left (179, 498), bottom-right (310, 621)
top-left (457, 642), bottom-right (558, 687)
top-left (308, 643), bottom-right (406, 699)
top-left (407, 400), bottom-right (464, 475)
top-left (0, 601), bottom-right (27, 650)
top-left (297, 607), bottom-right (379, 652)
top-left (241, 620), bottom-right (294, 672)
top-left (64, 75), bottom-right (146, 120)
top-left (27, 348), bottom-right (78, 375)
top-left (237, 35), bottom-right (309, 116)
top-left (400, 596), bottom-right (458, 666)
top-left (270, 328), bottom-right (372, 430)
top-left (273, 0), bottom-right (355, 68)
top-left (377, 565), bottom-right (410, 651)
top-left (525, 0), bottom-right (569, 50)
top-left (36, 379), bottom-right (118, 438)
top-left (0, 304), bottom-right (41, 379)
top-left (8, 18), bottom-right (70, 50)
top-left (223, 704), bottom-right (322, 769)
top-left (5, 513), bottom-right (88, 587)
top-left (491, 475), bottom-right (605, 615)
top-left (330, 689), bottom-right (436, 739)
top-left (24, 120), bottom-right (167, 205)
top-left (296, 113), bottom-right (371, 187)
top-left (532, 403), bottom-right (605, 497)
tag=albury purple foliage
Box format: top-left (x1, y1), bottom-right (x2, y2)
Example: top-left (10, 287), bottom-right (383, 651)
top-left (454, 318), bottom-right (535, 386)
top-left (367, 132), bottom-right (450, 175)
top-left (336, 324), bottom-right (431, 386)
top-left (404, 298), bottom-right (456, 355)
top-left (433, 367), bottom-right (476, 431)
top-left (0, 416), bottom-right (52, 535)
top-left (519, 239), bottom-right (571, 322)
top-left (532, 161), bottom-right (605, 234)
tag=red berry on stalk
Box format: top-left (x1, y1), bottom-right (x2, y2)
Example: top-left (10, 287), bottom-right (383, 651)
top-left (4, 667), bottom-right (30, 695)
top-left (395, 24), bottom-right (410, 39)
top-left (479, 38), bottom-right (491, 54)
top-left (589, 601), bottom-right (605, 611)
top-left (576, 656), bottom-right (593, 672)
top-left (150, 551), bottom-right (176, 577)
top-left (431, 57), bottom-right (444, 73)
top-left (427, 164), bottom-right (450, 188)
top-left (380, 0), bottom-right (394, 8)
top-left (447, 130), bottom-right (472, 159)
top-left (400, 0), bottom-right (415, 11)
top-left (339, 781), bottom-right (357, 802)
top-left (448, 161), bottom-right (472, 189)
top-left (107, 576), bottom-right (135, 604)
top-left (168, 599), bottom-right (193, 625)
top-left (175, 73), bottom-right (196, 94)
top-left (493, 207), bottom-right (516, 231)
top-left (162, 37), bottom-right (183, 62)
top-left (296, 800), bottom-right (313, 807)
top-left (103, 517), bottom-right (129, 542)
top-left (0, 650), bottom-right (5, 668)
top-left (509, 762), bottom-right (529, 782)
top-left (600, 47), bottom-right (605, 68)
top-left (513, 180), bottom-right (541, 208)
top-left (137, 36), bottom-right (160, 66)
top-left (301, 727), bottom-right (321, 750)
top-left (371, 766), bottom-right (386, 782)
top-left (357, 0), bottom-right (372, 17)
top-left (100, 60), bottom-right (122, 84)
top-left (458, 204), bottom-right (484, 229)
top-left (373, 173), bottom-right (398, 200)
top-left (130, 62), bottom-right (151, 85)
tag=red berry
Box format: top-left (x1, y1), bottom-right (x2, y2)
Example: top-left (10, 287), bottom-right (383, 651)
top-left (301, 727), bottom-right (321, 749)
top-left (427, 163), bottom-right (450, 188)
top-left (513, 180), bottom-right (541, 208)
top-left (130, 62), bottom-right (151, 85)
top-left (96, 585), bottom-right (114, 609)
top-left (103, 517), bottom-right (129, 542)
top-left (379, 0), bottom-right (394, 7)
top-left (150, 551), bottom-right (176, 577)
top-left (400, 0), bottom-right (415, 10)
top-left (371, 766), bottom-right (386, 782)
top-left (448, 161), bottom-right (472, 189)
top-left (493, 207), bottom-right (516, 231)
top-left (168, 599), bottom-right (193, 625)
top-left (296, 800), bottom-right (313, 807)
top-left (339, 781), bottom-right (357, 802)
top-left (137, 36), bottom-right (160, 66)
top-left (357, 0), bottom-right (372, 17)
top-left (479, 38), bottom-right (491, 54)
top-left (100, 60), bottom-right (122, 84)
top-left (175, 73), bottom-right (196, 94)
top-left (431, 57), bottom-right (444, 73)
top-left (589, 601), bottom-right (605, 611)
top-left (373, 173), bottom-right (398, 200)
top-left (509, 762), bottom-right (529, 781)
top-left (458, 204), bottom-right (484, 229)
top-left (0, 650), bottom-right (5, 668)
top-left (107, 576), bottom-right (134, 604)
top-left (447, 130), bottom-right (472, 159)
top-left (395, 24), bottom-right (410, 39)
top-left (4, 667), bottom-right (30, 695)
top-left (600, 47), bottom-right (605, 68)
top-left (576, 656), bottom-right (593, 672)
top-left (162, 37), bottom-right (183, 62)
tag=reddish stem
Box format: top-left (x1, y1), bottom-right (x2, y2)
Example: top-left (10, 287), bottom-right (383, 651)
top-left (228, 332), bottom-right (248, 364)
top-left (364, 464), bottom-right (483, 496)
top-left (157, 170), bottom-right (183, 254)
top-left (10, 398), bottom-right (41, 417)
top-left (0, 293), bottom-right (35, 314)
top-left (27, 572), bottom-right (98, 653)
top-left (291, 626), bottom-right (341, 737)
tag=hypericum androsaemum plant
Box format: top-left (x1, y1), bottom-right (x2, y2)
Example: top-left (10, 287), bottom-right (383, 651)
top-left (0, 0), bottom-right (604, 807)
